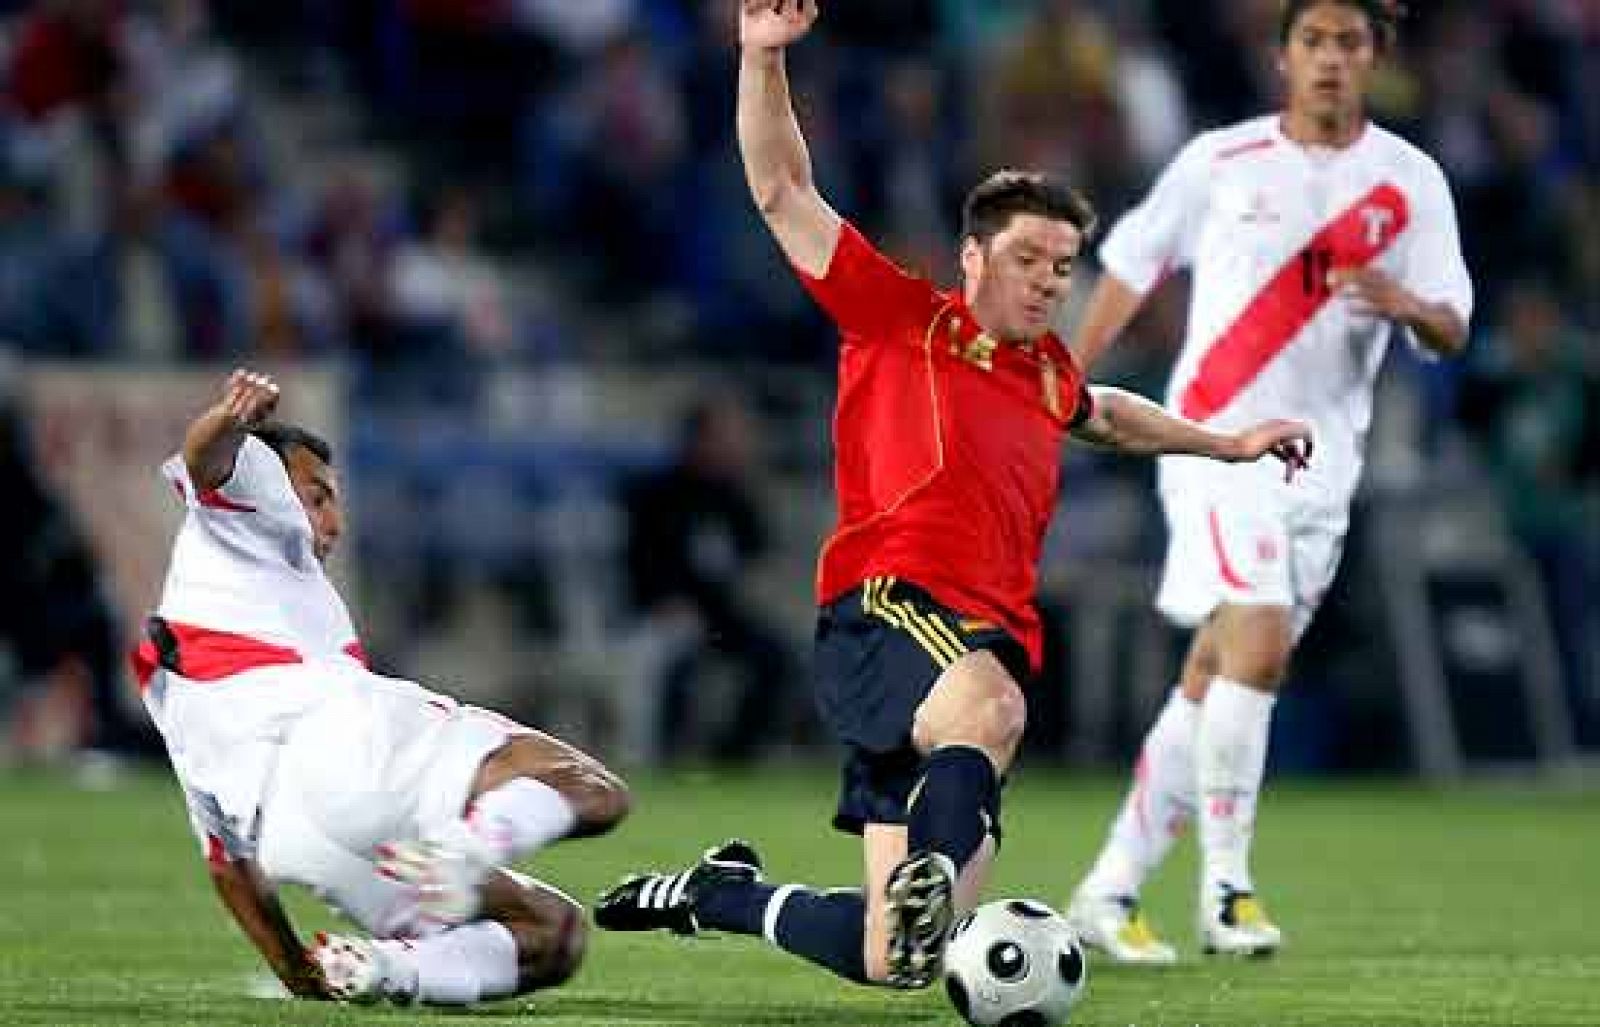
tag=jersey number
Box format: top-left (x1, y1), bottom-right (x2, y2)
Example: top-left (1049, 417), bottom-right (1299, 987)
top-left (1299, 246), bottom-right (1334, 299)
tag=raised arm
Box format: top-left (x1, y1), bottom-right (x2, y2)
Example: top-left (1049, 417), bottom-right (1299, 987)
top-left (182, 369), bottom-right (280, 492)
top-left (209, 856), bottom-right (327, 999)
top-left (1073, 386), bottom-right (1313, 479)
top-left (738, 0), bottom-right (842, 278)
top-left (1070, 273), bottom-right (1148, 371)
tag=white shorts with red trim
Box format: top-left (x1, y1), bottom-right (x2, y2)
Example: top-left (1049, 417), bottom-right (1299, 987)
top-left (1155, 458), bottom-right (1347, 641)
top-left (254, 672), bottom-right (531, 939)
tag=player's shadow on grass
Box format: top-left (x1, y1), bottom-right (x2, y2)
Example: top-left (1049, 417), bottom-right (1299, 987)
top-left (508, 994), bottom-right (949, 1024)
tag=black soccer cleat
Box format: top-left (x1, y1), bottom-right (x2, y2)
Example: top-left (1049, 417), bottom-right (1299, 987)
top-left (594, 839), bottom-right (765, 937)
top-left (883, 850), bottom-right (957, 989)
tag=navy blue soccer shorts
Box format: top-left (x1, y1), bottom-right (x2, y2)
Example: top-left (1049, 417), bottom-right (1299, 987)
top-left (811, 576), bottom-right (1031, 835)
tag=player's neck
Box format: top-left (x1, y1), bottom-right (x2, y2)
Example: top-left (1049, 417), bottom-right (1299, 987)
top-left (1279, 109), bottom-right (1366, 150)
top-left (965, 302), bottom-right (1030, 348)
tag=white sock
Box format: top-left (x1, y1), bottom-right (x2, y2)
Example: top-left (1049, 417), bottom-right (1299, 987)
top-left (374, 921), bottom-right (520, 1005)
top-left (463, 778), bottom-right (578, 866)
top-left (1078, 688), bottom-right (1199, 900)
top-left (1197, 676), bottom-right (1275, 901)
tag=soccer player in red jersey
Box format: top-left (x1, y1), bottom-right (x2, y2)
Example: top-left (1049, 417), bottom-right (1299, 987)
top-left (596, 0), bottom-right (1311, 990)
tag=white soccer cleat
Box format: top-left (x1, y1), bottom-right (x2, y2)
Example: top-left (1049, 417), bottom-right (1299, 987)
top-left (1199, 887), bottom-right (1283, 957)
top-left (311, 932), bottom-right (386, 1003)
top-left (375, 830), bottom-right (493, 928)
top-left (1066, 892), bottom-right (1178, 965)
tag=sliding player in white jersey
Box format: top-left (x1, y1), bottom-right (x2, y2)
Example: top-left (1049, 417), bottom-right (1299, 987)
top-left (1065, 0), bottom-right (1472, 961)
top-left (137, 369), bottom-right (630, 1004)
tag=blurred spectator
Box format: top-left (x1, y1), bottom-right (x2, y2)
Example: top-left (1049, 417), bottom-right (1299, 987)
top-left (390, 184), bottom-right (514, 357)
top-left (622, 393), bottom-right (794, 765)
top-left (1459, 280), bottom-right (1599, 737)
top-left (16, 179), bottom-right (242, 358)
top-left (0, 366), bottom-right (154, 762)
top-left (533, 30), bottom-right (690, 302)
top-left (6, 0), bottom-right (127, 125)
top-left (299, 163), bottom-right (402, 360)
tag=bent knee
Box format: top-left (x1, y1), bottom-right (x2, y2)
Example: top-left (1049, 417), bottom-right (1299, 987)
top-left (573, 767), bottom-right (631, 834)
top-left (518, 901), bottom-right (589, 990)
top-left (913, 688), bottom-right (1025, 754)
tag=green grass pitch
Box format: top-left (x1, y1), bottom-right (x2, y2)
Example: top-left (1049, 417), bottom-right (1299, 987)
top-left (1, 766), bottom-right (1596, 1025)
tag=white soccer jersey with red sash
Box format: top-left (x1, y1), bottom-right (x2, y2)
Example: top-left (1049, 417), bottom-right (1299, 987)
top-left (139, 435), bottom-right (367, 857)
top-left (1100, 115), bottom-right (1473, 507)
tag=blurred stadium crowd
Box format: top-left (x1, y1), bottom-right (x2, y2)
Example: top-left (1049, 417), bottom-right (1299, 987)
top-left (0, 0), bottom-right (1595, 773)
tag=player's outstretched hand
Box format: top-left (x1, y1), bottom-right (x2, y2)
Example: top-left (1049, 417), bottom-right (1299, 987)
top-left (1228, 419), bottom-right (1313, 482)
top-left (1329, 266), bottom-right (1416, 322)
top-left (219, 368), bottom-right (280, 430)
top-left (741, 0), bottom-right (819, 50)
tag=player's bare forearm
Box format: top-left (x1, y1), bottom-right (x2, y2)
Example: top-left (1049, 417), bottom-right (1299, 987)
top-left (183, 370), bottom-right (280, 492)
top-left (1070, 273), bottom-right (1146, 370)
top-left (1330, 267), bottom-right (1468, 359)
top-left (1073, 387), bottom-right (1312, 476)
top-left (1401, 298), bottom-right (1468, 359)
top-left (209, 857), bottom-right (326, 999)
top-left (1074, 387), bottom-right (1231, 457)
top-left (737, 1), bottom-right (840, 277)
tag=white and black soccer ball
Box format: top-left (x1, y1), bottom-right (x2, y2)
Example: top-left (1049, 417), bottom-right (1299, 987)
top-left (942, 898), bottom-right (1088, 1026)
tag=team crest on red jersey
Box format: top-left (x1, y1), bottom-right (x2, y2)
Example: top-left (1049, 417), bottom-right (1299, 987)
top-left (947, 315), bottom-right (998, 370)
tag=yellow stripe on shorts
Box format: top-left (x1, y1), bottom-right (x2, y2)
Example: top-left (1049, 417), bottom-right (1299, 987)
top-left (862, 577), bottom-right (964, 668)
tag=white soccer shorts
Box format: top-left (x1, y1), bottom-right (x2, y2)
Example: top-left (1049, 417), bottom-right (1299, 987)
top-left (255, 672), bottom-right (530, 939)
top-left (1155, 461), bottom-right (1347, 641)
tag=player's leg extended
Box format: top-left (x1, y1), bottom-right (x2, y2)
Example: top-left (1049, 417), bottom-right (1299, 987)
top-left (1069, 629), bottom-right (1219, 964)
top-left (882, 649), bottom-right (1022, 986)
top-left (595, 834), bottom-right (879, 985)
top-left (1195, 601), bottom-right (1291, 956)
top-left (466, 727), bottom-right (632, 842)
top-left (317, 869), bottom-right (587, 1005)
top-left (380, 723), bottom-right (631, 925)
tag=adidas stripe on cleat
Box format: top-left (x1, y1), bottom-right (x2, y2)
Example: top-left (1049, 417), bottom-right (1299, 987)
top-left (593, 839), bottom-right (764, 936)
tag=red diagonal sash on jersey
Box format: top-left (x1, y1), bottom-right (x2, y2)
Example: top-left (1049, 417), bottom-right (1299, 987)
top-left (1180, 183), bottom-right (1410, 422)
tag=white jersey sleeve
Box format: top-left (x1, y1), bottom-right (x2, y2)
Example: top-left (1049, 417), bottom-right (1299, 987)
top-left (1398, 156), bottom-right (1474, 349)
top-left (184, 784), bottom-right (256, 860)
top-left (160, 435), bottom-right (311, 569)
top-left (1098, 133), bottom-right (1213, 293)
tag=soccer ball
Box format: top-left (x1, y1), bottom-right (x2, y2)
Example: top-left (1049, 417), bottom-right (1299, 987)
top-left (942, 898), bottom-right (1088, 1026)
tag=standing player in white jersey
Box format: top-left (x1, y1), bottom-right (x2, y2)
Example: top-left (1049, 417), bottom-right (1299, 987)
top-left (1064, 0), bottom-right (1472, 962)
top-left (136, 369), bottom-right (631, 1004)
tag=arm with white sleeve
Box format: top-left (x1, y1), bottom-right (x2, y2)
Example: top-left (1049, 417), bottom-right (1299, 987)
top-left (1072, 135), bottom-right (1213, 370)
top-left (183, 790), bottom-right (328, 999)
top-left (183, 370), bottom-right (282, 493)
top-left (1330, 159), bottom-right (1472, 358)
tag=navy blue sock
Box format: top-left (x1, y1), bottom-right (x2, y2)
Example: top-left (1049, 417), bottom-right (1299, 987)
top-left (693, 877), bottom-right (778, 936)
top-left (697, 879), bottom-right (869, 984)
top-left (770, 887), bottom-right (869, 984)
top-left (907, 745), bottom-right (1000, 870)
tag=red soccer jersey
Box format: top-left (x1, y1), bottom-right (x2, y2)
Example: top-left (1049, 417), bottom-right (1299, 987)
top-left (798, 223), bottom-right (1090, 669)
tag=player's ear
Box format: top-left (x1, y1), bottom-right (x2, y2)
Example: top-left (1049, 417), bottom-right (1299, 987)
top-left (959, 235), bottom-right (985, 284)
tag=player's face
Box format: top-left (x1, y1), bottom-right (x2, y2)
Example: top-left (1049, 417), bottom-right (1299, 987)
top-left (1281, 3), bottom-right (1377, 127)
top-left (963, 213), bottom-right (1082, 343)
top-left (285, 445), bottom-right (343, 563)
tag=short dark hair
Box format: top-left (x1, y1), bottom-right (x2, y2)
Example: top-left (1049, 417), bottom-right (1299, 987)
top-left (1279, 0), bottom-right (1404, 52)
top-left (250, 421), bottom-right (333, 466)
top-left (961, 171), bottom-right (1097, 247)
